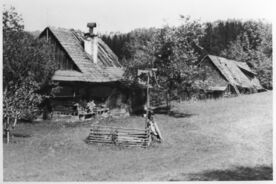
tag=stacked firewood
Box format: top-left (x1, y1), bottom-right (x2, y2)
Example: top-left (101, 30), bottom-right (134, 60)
top-left (87, 125), bottom-right (151, 148)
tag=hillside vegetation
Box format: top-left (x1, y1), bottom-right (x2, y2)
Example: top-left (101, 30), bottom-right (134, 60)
top-left (102, 18), bottom-right (272, 90)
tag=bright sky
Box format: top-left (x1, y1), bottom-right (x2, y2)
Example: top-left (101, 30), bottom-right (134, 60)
top-left (2, 0), bottom-right (275, 34)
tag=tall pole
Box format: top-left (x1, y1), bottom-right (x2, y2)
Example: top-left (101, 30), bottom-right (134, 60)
top-left (147, 72), bottom-right (150, 109)
top-left (145, 72), bottom-right (150, 129)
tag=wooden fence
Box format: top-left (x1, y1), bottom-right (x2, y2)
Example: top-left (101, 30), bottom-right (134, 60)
top-left (87, 125), bottom-right (151, 148)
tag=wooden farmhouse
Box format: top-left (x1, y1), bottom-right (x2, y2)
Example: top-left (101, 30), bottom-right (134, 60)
top-left (198, 55), bottom-right (263, 98)
top-left (39, 23), bottom-right (146, 115)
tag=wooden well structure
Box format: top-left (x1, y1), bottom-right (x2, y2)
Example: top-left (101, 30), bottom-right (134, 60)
top-left (87, 126), bottom-right (151, 148)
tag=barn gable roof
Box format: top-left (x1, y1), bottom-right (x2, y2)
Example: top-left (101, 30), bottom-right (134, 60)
top-left (40, 27), bottom-right (124, 83)
top-left (206, 55), bottom-right (263, 90)
top-left (234, 61), bottom-right (257, 75)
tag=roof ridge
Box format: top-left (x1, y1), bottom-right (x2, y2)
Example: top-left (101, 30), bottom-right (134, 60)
top-left (207, 55), bottom-right (261, 90)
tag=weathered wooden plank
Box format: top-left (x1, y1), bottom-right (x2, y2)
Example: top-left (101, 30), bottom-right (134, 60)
top-left (90, 131), bottom-right (147, 135)
top-left (88, 137), bottom-right (149, 141)
top-left (89, 131), bottom-right (148, 135)
top-left (91, 133), bottom-right (147, 137)
top-left (91, 129), bottom-right (148, 133)
top-left (118, 139), bottom-right (149, 142)
top-left (88, 140), bottom-right (113, 143)
top-left (88, 137), bottom-right (149, 142)
top-left (87, 140), bottom-right (150, 147)
top-left (91, 126), bottom-right (147, 132)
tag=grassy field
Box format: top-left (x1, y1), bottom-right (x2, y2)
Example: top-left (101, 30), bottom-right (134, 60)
top-left (3, 91), bottom-right (273, 181)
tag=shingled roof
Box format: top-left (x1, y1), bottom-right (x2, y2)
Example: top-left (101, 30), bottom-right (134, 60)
top-left (206, 55), bottom-right (263, 90)
top-left (40, 27), bottom-right (124, 83)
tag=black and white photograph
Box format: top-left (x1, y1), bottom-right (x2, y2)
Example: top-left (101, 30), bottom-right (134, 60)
top-left (1, 0), bottom-right (274, 182)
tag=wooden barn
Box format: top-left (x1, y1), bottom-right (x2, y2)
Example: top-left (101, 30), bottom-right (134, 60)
top-left (198, 55), bottom-right (263, 98)
top-left (39, 23), bottom-right (146, 116)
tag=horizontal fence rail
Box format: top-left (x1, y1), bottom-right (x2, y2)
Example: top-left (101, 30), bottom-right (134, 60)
top-left (87, 125), bottom-right (151, 147)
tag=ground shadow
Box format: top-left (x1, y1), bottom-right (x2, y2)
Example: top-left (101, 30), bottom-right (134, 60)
top-left (184, 166), bottom-right (273, 181)
top-left (3, 132), bottom-right (32, 144)
top-left (168, 111), bottom-right (195, 118)
top-left (153, 106), bottom-right (196, 118)
top-left (12, 133), bottom-right (32, 138)
top-left (153, 106), bottom-right (171, 114)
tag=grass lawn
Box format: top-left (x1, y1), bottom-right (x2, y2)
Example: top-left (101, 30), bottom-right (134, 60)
top-left (3, 91), bottom-right (273, 181)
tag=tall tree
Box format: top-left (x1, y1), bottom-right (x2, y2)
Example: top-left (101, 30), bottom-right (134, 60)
top-left (3, 6), bottom-right (58, 123)
top-left (123, 16), bottom-right (206, 102)
top-left (200, 20), bottom-right (244, 55)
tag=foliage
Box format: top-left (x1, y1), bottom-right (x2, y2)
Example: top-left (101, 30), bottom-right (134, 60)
top-left (122, 28), bottom-right (159, 79)
top-left (3, 79), bottom-right (42, 120)
top-left (153, 17), bottom-right (206, 100)
top-left (101, 33), bottom-right (130, 60)
top-left (119, 16), bottom-right (207, 101)
top-left (199, 21), bottom-right (234, 55)
top-left (3, 7), bottom-right (58, 121)
top-left (103, 18), bottom-right (272, 100)
top-left (220, 21), bottom-right (272, 89)
top-left (3, 6), bottom-right (24, 32)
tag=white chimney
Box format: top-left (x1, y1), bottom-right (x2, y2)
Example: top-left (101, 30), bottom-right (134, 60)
top-left (92, 37), bottom-right (98, 64)
top-left (84, 22), bottom-right (98, 64)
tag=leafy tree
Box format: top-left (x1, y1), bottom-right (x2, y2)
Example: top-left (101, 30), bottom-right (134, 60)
top-left (122, 28), bottom-right (158, 77)
top-left (156, 16), bottom-right (207, 100)
top-left (3, 6), bottom-right (58, 124)
top-left (123, 16), bottom-right (206, 102)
